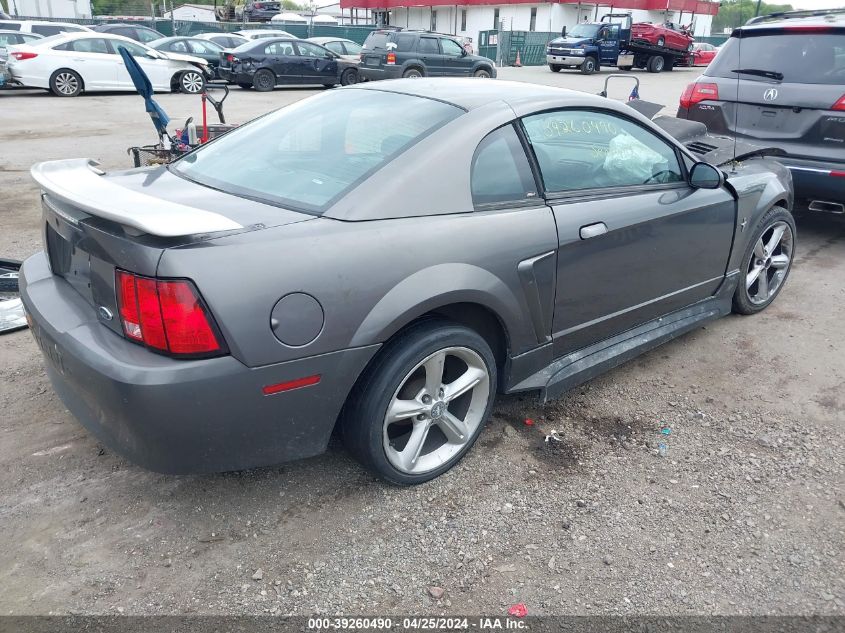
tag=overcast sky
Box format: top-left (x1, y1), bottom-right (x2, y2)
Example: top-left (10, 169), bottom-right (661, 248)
top-left (788, 0), bottom-right (841, 8)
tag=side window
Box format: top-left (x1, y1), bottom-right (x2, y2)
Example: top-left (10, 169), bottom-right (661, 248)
top-left (418, 37), bottom-right (439, 54)
top-left (136, 29), bottom-right (160, 43)
top-left (112, 41), bottom-right (149, 57)
top-left (296, 42), bottom-right (327, 57)
top-left (169, 40), bottom-right (189, 53)
top-left (114, 27), bottom-right (136, 39)
top-left (344, 41), bottom-right (362, 55)
top-left (70, 38), bottom-right (110, 54)
top-left (1, 22), bottom-right (22, 30)
top-left (440, 38), bottom-right (463, 56)
top-left (522, 110), bottom-right (683, 192)
top-left (188, 39), bottom-right (219, 54)
top-left (324, 41), bottom-right (345, 55)
top-left (471, 125), bottom-right (538, 207)
top-left (0, 33), bottom-right (17, 46)
top-left (392, 33), bottom-right (415, 52)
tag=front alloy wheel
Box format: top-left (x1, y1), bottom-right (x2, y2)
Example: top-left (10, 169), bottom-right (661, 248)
top-left (180, 70), bottom-right (205, 94)
top-left (733, 207), bottom-right (795, 314)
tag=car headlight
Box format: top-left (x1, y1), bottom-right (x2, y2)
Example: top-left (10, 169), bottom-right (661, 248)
top-left (572, 49), bottom-right (585, 56)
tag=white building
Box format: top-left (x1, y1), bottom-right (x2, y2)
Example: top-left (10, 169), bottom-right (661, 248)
top-left (341, 0), bottom-right (717, 40)
top-left (163, 3), bottom-right (218, 21)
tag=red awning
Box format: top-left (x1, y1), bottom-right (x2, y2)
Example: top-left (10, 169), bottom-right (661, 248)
top-left (340, 0), bottom-right (718, 15)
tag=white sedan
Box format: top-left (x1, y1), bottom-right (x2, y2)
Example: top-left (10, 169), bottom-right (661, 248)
top-left (6, 32), bottom-right (211, 96)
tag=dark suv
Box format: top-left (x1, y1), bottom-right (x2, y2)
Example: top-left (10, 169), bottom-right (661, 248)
top-left (359, 29), bottom-right (496, 80)
top-left (678, 9), bottom-right (845, 213)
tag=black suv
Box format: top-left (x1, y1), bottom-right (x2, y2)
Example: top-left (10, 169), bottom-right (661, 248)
top-left (359, 29), bottom-right (496, 80)
top-left (678, 9), bottom-right (845, 213)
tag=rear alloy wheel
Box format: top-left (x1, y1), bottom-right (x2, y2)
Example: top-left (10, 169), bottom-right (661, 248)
top-left (580, 56), bottom-right (597, 74)
top-left (340, 67), bottom-right (358, 86)
top-left (342, 319), bottom-right (497, 485)
top-left (50, 69), bottom-right (82, 97)
top-left (252, 68), bottom-right (275, 92)
top-left (733, 207), bottom-right (795, 314)
top-left (179, 70), bottom-right (205, 94)
top-left (473, 68), bottom-right (491, 78)
top-left (647, 54), bottom-right (665, 72)
top-left (402, 67), bottom-right (423, 79)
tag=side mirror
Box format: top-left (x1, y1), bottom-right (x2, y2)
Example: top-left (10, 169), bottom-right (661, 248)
top-left (460, 48), bottom-right (467, 56)
top-left (145, 50), bottom-right (160, 59)
top-left (689, 162), bottom-right (723, 189)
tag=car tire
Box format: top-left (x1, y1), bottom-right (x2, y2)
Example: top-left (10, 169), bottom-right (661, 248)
top-left (252, 68), bottom-right (275, 92)
top-left (647, 54), bottom-right (665, 72)
top-left (549, 64), bottom-right (561, 72)
top-left (340, 67), bottom-right (358, 86)
top-left (49, 69), bottom-right (82, 97)
top-left (732, 206), bottom-right (796, 315)
top-left (580, 56), bottom-right (597, 74)
top-left (657, 36), bottom-right (665, 47)
top-left (473, 67), bottom-right (492, 78)
top-left (402, 67), bottom-right (423, 79)
top-left (341, 318), bottom-right (497, 485)
top-left (179, 69), bottom-right (205, 94)
top-left (237, 82), bottom-right (252, 89)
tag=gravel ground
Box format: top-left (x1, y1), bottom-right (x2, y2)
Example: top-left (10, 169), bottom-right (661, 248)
top-left (0, 67), bottom-right (843, 617)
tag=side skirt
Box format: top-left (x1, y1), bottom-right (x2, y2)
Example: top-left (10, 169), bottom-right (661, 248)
top-left (509, 272), bottom-right (739, 403)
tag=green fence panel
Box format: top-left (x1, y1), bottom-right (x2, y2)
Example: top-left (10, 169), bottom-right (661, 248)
top-left (500, 31), bottom-right (556, 66)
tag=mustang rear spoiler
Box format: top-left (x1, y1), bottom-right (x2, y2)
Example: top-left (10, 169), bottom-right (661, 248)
top-left (651, 115), bottom-right (786, 166)
top-left (30, 159), bottom-right (243, 238)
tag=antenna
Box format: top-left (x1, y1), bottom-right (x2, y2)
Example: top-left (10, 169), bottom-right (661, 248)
top-left (731, 0), bottom-right (742, 173)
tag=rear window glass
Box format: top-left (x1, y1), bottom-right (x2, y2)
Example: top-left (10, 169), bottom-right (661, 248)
top-left (172, 89), bottom-right (462, 214)
top-left (707, 31), bottom-right (845, 85)
top-left (363, 32), bottom-right (388, 49)
top-left (0, 22), bottom-right (22, 30)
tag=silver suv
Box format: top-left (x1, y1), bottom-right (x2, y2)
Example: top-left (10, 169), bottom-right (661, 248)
top-left (677, 9), bottom-right (845, 213)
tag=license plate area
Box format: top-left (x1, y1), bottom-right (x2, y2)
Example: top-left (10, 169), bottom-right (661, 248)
top-left (45, 218), bottom-right (93, 303)
top-left (365, 56), bottom-right (380, 67)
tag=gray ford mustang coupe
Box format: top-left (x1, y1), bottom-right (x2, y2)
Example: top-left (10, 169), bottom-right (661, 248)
top-left (21, 79), bottom-right (795, 484)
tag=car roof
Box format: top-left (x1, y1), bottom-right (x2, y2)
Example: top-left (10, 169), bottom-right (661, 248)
top-left (308, 36), bottom-right (353, 43)
top-left (46, 31), bottom-right (148, 44)
top-left (352, 78), bottom-right (591, 112)
top-left (96, 23), bottom-right (160, 30)
top-left (742, 9), bottom-right (845, 29)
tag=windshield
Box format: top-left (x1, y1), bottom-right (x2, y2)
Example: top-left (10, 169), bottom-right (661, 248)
top-left (567, 24), bottom-right (600, 39)
top-left (171, 89), bottom-right (462, 214)
top-left (707, 31), bottom-right (845, 85)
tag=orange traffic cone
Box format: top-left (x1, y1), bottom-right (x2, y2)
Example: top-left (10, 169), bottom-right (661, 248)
top-left (514, 50), bottom-right (523, 67)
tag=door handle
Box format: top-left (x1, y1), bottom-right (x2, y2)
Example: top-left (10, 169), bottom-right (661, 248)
top-left (580, 222), bottom-right (607, 239)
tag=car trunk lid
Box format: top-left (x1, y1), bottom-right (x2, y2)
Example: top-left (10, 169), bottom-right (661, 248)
top-left (33, 159), bottom-right (315, 336)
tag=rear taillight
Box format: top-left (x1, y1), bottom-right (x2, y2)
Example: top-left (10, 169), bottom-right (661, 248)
top-left (386, 51), bottom-right (396, 65)
top-left (679, 81), bottom-right (718, 109)
top-left (115, 270), bottom-right (226, 358)
top-left (832, 95), bottom-right (845, 111)
top-left (11, 51), bottom-right (37, 61)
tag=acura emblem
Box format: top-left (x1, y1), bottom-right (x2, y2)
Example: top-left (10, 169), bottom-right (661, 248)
top-left (763, 88), bottom-right (778, 102)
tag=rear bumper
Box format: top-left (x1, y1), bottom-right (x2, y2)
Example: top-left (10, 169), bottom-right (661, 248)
top-left (20, 251), bottom-right (379, 474)
top-left (219, 68), bottom-right (253, 84)
top-left (359, 65), bottom-right (403, 81)
top-left (780, 157), bottom-right (845, 205)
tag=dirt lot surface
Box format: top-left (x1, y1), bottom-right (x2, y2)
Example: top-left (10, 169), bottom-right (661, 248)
top-left (0, 67), bottom-right (843, 617)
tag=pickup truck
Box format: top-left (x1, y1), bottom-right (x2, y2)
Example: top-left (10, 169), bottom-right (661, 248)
top-left (546, 13), bottom-right (692, 74)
